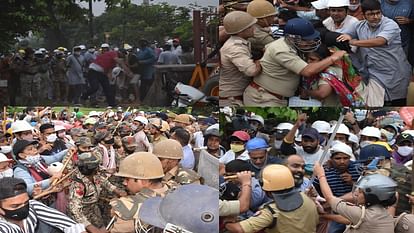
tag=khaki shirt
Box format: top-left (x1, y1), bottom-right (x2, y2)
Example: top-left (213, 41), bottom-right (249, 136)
top-left (253, 38), bottom-right (308, 97)
top-left (220, 36), bottom-right (257, 97)
top-left (110, 186), bottom-right (169, 233)
top-left (219, 200), bottom-right (240, 217)
top-left (329, 197), bottom-right (394, 233)
top-left (239, 193), bottom-right (319, 233)
top-left (249, 24), bottom-right (275, 52)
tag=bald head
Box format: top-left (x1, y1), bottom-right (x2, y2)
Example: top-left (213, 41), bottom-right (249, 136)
top-left (284, 154), bottom-right (305, 187)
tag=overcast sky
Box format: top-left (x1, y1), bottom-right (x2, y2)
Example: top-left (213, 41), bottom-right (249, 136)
top-left (77, 0), bottom-right (218, 16)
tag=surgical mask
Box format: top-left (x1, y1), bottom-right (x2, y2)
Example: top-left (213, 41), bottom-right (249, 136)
top-left (274, 140), bottom-right (283, 150)
top-left (0, 168), bottom-right (13, 178)
top-left (0, 145), bottom-right (12, 154)
top-left (21, 134), bottom-right (33, 141)
top-left (359, 141), bottom-right (372, 148)
top-left (46, 134), bottom-right (57, 143)
top-left (349, 4), bottom-right (359, 11)
top-left (79, 166), bottom-right (98, 176)
top-left (88, 49), bottom-right (95, 53)
top-left (41, 117), bottom-right (49, 124)
top-left (397, 146), bottom-right (413, 157)
top-left (131, 125), bottom-right (138, 131)
top-left (1, 202), bottom-right (30, 220)
top-left (26, 155), bottom-right (41, 165)
top-left (230, 144), bottom-right (245, 153)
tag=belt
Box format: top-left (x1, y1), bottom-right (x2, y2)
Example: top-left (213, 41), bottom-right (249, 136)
top-left (249, 82), bottom-right (285, 100)
top-left (219, 95), bottom-right (243, 101)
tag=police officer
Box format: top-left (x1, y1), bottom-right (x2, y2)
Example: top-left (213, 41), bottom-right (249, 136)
top-left (121, 136), bottom-right (138, 156)
top-left (220, 11), bottom-right (262, 106)
top-left (246, 0), bottom-right (277, 58)
top-left (138, 184), bottom-right (218, 233)
top-left (67, 152), bottom-right (126, 233)
top-left (243, 17), bottom-right (346, 106)
top-left (314, 162), bottom-right (397, 233)
top-left (109, 152), bottom-right (170, 233)
top-left (148, 118), bottom-right (169, 145)
top-left (153, 139), bottom-right (200, 188)
top-left (225, 164), bottom-right (319, 232)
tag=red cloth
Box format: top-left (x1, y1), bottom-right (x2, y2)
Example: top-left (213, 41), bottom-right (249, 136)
top-left (93, 51), bottom-right (118, 73)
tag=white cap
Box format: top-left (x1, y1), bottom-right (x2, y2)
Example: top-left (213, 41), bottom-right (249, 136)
top-left (54, 125), bottom-right (66, 132)
top-left (360, 126), bottom-right (381, 139)
top-left (0, 146), bottom-right (12, 154)
top-left (330, 142), bottom-right (353, 157)
top-left (311, 0), bottom-right (329, 9)
top-left (88, 111), bottom-right (99, 117)
top-left (276, 122), bottom-right (294, 130)
top-left (329, 123), bottom-right (350, 136)
top-left (207, 123), bottom-right (219, 132)
top-left (249, 115), bottom-right (264, 126)
top-left (348, 133), bottom-right (359, 146)
top-left (328, 0), bottom-right (350, 7)
top-left (34, 50), bottom-right (43, 55)
top-left (312, 120), bottom-right (331, 134)
top-left (79, 45), bottom-right (86, 50)
top-left (101, 43), bottom-right (110, 48)
top-left (0, 153), bottom-right (12, 163)
top-left (134, 116), bottom-right (149, 125)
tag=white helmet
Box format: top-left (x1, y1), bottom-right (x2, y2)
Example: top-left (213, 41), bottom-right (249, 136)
top-left (101, 43), bottom-right (110, 48)
top-left (360, 126), bottom-right (381, 139)
top-left (54, 125), bottom-right (66, 132)
top-left (88, 111), bottom-right (99, 117)
top-left (312, 120), bottom-right (331, 134)
top-left (311, 0), bottom-right (329, 9)
top-left (112, 67), bottom-right (123, 78)
top-left (276, 122), bottom-right (294, 130)
top-left (134, 116), bottom-right (148, 125)
top-left (327, 0), bottom-right (350, 7)
top-left (329, 123), bottom-right (350, 136)
top-left (11, 120), bottom-right (34, 134)
top-left (348, 133), bottom-right (359, 146)
top-left (47, 162), bottom-right (63, 176)
top-left (79, 45), bottom-right (86, 50)
top-left (330, 142), bottom-right (353, 158)
top-left (249, 115), bottom-right (264, 126)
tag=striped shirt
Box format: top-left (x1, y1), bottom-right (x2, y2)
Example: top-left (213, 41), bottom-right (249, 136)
top-left (0, 200), bottom-right (85, 233)
top-left (313, 161), bottom-right (362, 197)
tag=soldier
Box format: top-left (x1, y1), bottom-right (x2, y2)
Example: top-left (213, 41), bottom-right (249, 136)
top-left (67, 152), bottom-right (126, 233)
top-left (20, 48), bottom-right (41, 106)
top-left (148, 118), bottom-right (169, 145)
top-left (51, 50), bottom-right (67, 103)
top-left (121, 136), bottom-right (138, 156)
top-left (246, 0), bottom-right (277, 58)
top-left (225, 164), bottom-right (319, 232)
top-left (220, 11), bottom-right (262, 106)
top-left (109, 152), bottom-right (170, 233)
top-left (138, 184), bottom-right (218, 233)
top-left (153, 139), bottom-right (200, 188)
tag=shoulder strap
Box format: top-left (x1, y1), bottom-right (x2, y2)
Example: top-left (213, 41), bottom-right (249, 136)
top-left (264, 203), bottom-right (277, 229)
top-left (347, 205), bottom-right (366, 230)
top-left (394, 212), bottom-right (408, 227)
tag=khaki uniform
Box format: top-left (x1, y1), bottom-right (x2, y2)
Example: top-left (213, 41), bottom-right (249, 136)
top-left (110, 186), bottom-right (169, 233)
top-left (20, 59), bottom-right (41, 105)
top-left (67, 171), bottom-right (118, 228)
top-left (152, 134), bottom-right (168, 145)
top-left (329, 197), bottom-right (394, 233)
top-left (219, 36), bottom-right (257, 106)
top-left (239, 193), bottom-right (319, 233)
top-left (249, 24), bottom-right (275, 53)
top-left (51, 57), bottom-right (67, 101)
top-left (219, 200), bottom-right (240, 216)
top-left (162, 165), bottom-right (201, 188)
top-left (243, 38), bottom-right (308, 106)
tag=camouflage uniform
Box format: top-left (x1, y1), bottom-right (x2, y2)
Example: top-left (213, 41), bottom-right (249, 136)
top-left (110, 187), bottom-right (169, 233)
top-left (163, 165), bottom-right (201, 189)
top-left (51, 56), bottom-right (67, 101)
top-left (390, 162), bottom-right (412, 215)
top-left (37, 58), bottom-right (51, 103)
top-left (67, 170), bottom-right (118, 228)
top-left (20, 58), bottom-right (41, 105)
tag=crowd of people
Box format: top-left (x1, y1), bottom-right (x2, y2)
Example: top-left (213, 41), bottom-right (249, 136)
top-left (219, 107), bottom-right (414, 233)
top-left (0, 38), bottom-right (193, 107)
top-left (0, 106), bottom-right (219, 233)
top-left (219, 0), bottom-right (414, 107)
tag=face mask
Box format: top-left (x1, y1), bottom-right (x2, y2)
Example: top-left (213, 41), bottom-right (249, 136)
top-left (397, 146), bottom-right (413, 157)
top-left (349, 4), bottom-right (360, 11)
top-left (41, 117), bottom-right (49, 124)
top-left (0, 168), bottom-right (13, 178)
top-left (79, 166), bottom-right (98, 176)
top-left (0, 145), bottom-right (12, 154)
top-left (359, 141), bottom-right (372, 148)
top-left (46, 134), bottom-right (57, 143)
top-left (88, 49), bottom-right (95, 53)
top-left (230, 144), bottom-right (245, 153)
top-left (74, 52), bottom-right (81, 56)
top-left (1, 202), bottom-right (30, 220)
top-left (104, 138), bottom-right (115, 145)
top-left (274, 140), bottom-right (283, 150)
top-left (131, 125), bottom-right (138, 131)
top-left (26, 155), bottom-right (41, 165)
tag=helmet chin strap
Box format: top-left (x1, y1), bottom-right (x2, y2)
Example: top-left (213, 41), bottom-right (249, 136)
top-left (285, 34), bottom-right (321, 54)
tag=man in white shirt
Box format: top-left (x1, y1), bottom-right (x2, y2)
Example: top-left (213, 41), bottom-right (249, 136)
top-left (323, 0), bottom-right (359, 33)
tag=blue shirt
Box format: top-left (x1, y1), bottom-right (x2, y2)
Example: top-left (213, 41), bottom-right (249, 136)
top-left (344, 16), bottom-right (412, 101)
top-left (313, 161), bottom-right (362, 197)
top-left (136, 47), bottom-right (156, 79)
top-left (381, 0), bottom-right (414, 51)
top-left (179, 145), bottom-right (195, 169)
